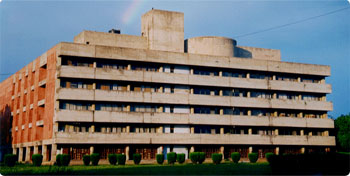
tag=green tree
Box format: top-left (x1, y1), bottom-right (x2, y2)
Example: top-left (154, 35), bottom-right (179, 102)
top-left (334, 114), bottom-right (350, 152)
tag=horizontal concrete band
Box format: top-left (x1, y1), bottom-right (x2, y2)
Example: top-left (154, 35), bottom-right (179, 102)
top-left (57, 88), bottom-right (333, 111)
top-left (56, 110), bottom-right (334, 128)
top-left (54, 132), bottom-right (336, 146)
top-left (56, 42), bottom-right (331, 76)
top-left (58, 66), bottom-right (332, 94)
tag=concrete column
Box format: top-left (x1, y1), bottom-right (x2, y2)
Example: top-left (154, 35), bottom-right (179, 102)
top-left (300, 130), bottom-right (304, 136)
top-left (127, 64), bottom-right (131, 70)
top-left (127, 85), bottom-right (131, 91)
top-left (190, 88), bottom-right (194, 94)
top-left (298, 112), bottom-right (303, 118)
top-left (220, 128), bottom-right (224, 134)
top-left (190, 146), bottom-right (195, 153)
top-left (308, 131), bottom-right (312, 136)
top-left (90, 125), bottom-right (95, 133)
top-left (93, 83), bottom-right (96, 90)
top-left (125, 146), bottom-right (130, 160)
top-left (219, 90), bottom-right (223, 96)
top-left (159, 66), bottom-right (163, 72)
top-left (322, 96), bottom-right (326, 101)
top-left (18, 147), bottom-right (23, 162)
top-left (42, 145), bottom-right (47, 162)
top-left (320, 79), bottom-right (325, 84)
top-left (248, 128), bottom-right (252, 135)
top-left (297, 77), bottom-right (301, 82)
top-left (190, 127), bottom-right (195, 134)
top-left (51, 144), bottom-right (57, 162)
top-left (274, 129), bottom-right (279, 135)
top-left (323, 130), bottom-right (329, 136)
top-left (90, 146), bottom-right (94, 154)
top-left (298, 94), bottom-right (302, 100)
top-left (190, 107), bottom-right (194, 114)
top-left (159, 86), bottom-right (163, 93)
top-left (126, 126), bottom-right (130, 133)
top-left (53, 122), bottom-right (59, 132)
top-left (275, 147), bottom-right (279, 155)
top-left (247, 91), bottom-right (251, 98)
top-left (13, 148), bottom-right (17, 155)
top-left (323, 113), bottom-right (327, 119)
top-left (69, 125), bottom-right (74, 132)
top-left (126, 105), bottom-right (131, 112)
top-left (248, 146), bottom-right (253, 154)
top-left (220, 146), bottom-right (224, 159)
top-left (219, 71), bottom-right (222, 77)
top-left (273, 93), bottom-right (277, 99)
top-left (301, 147), bottom-right (305, 154)
top-left (246, 73), bottom-right (250, 79)
top-left (190, 69), bottom-right (194, 75)
top-left (158, 126), bottom-right (164, 133)
top-left (158, 106), bottom-right (164, 113)
top-left (34, 145), bottom-right (38, 154)
top-left (219, 109), bottom-right (224, 115)
top-left (157, 146), bottom-right (163, 154)
top-left (247, 110), bottom-right (251, 116)
top-left (274, 111), bottom-right (278, 117)
top-left (272, 75), bottom-right (276, 80)
top-left (25, 146), bottom-right (30, 162)
top-left (93, 62), bottom-right (97, 68)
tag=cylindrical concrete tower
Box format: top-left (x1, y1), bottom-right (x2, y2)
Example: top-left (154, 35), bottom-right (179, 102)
top-left (186, 36), bottom-right (237, 57)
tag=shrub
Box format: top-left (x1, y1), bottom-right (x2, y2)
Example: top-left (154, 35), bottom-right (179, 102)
top-left (108, 154), bottom-right (117, 165)
top-left (32, 154), bottom-right (43, 166)
top-left (177, 153), bottom-right (185, 164)
top-left (198, 152), bottom-right (206, 164)
top-left (90, 153), bottom-right (100, 166)
top-left (248, 153), bottom-right (258, 163)
top-left (61, 154), bottom-right (71, 166)
top-left (133, 153), bottom-right (141, 165)
top-left (56, 154), bottom-right (62, 166)
top-left (117, 154), bottom-right (126, 165)
top-left (156, 154), bottom-right (164, 164)
top-left (231, 152), bottom-right (241, 163)
top-left (189, 152), bottom-right (199, 164)
top-left (265, 152), bottom-right (275, 163)
top-left (83, 155), bottom-right (90, 166)
top-left (167, 152), bottom-right (177, 164)
top-left (212, 153), bottom-right (222, 164)
top-left (4, 154), bottom-right (17, 167)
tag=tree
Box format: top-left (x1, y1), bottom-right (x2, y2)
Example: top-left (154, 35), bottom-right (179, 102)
top-left (334, 114), bottom-right (350, 152)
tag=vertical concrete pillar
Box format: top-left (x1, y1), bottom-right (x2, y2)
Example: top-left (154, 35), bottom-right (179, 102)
top-left (272, 75), bottom-right (276, 80)
top-left (248, 128), bottom-right (252, 135)
top-left (42, 145), bottom-right (47, 162)
top-left (126, 126), bottom-right (130, 133)
top-left (220, 128), bottom-right (224, 134)
top-left (125, 146), bottom-right (130, 160)
top-left (190, 88), bottom-right (194, 94)
top-left (90, 125), bottom-right (95, 133)
top-left (219, 109), bottom-right (224, 115)
top-left (248, 146), bottom-right (253, 154)
top-left (246, 73), bottom-right (250, 79)
top-left (190, 146), bottom-right (195, 153)
top-left (298, 112), bottom-right (303, 118)
top-left (13, 147), bottom-right (17, 155)
top-left (297, 77), bottom-right (301, 82)
top-left (190, 107), bottom-right (194, 114)
top-left (274, 111), bottom-right (278, 117)
top-left (158, 126), bottom-right (164, 133)
top-left (157, 146), bottom-right (163, 154)
top-left (190, 69), bottom-right (194, 75)
top-left (308, 131), bottom-right (312, 136)
top-left (51, 144), bottom-right (57, 162)
top-left (69, 125), bottom-right (74, 132)
top-left (301, 147), bottom-right (305, 154)
top-left (219, 71), bottom-right (222, 77)
top-left (90, 146), bottom-right (94, 154)
top-left (220, 146), bottom-right (224, 159)
top-left (323, 130), bottom-right (329, 136)
top-left (298, 94), bottom-right (302, 100)
top-left (273, 93), bottom-right (277, 99)
top-left (34, 145), bottom-right (38, 154)
top-left (158, 106), bottom-right (163, 113)
top-left (247, 110), bottom-right (251, 116)
top-left (219, 90), bottom-right (223, 96)
top-left (18, 147), bottom-right (23, 162)
top-left (127, 64), bottom-right (131, 70)
top-left (93, 83), bottom-right (96, 90)
top-left (275, 147), bottom-right (279, 155)
top-left (274, 129), bottom-right (279, 135)
top-left (300, 130), bottom-right (304, 136)
top-left (25, 146), bottom-right (30, 162)
top-left (247, 91), bottom-right (251, 98)
top-left (190, 127), bottom-right (195, 134)
top-left (93, 62), bottom-right (97, 68)
top-left (126, 105), bottom-right (131, 112)
top-left (127, 85), bottom-right (131, 91)
top-left (320, 79), bottom-right (325, 84)
top-left (159, 66), bottom-right (163, 72)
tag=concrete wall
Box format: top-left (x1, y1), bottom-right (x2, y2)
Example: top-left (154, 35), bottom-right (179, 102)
top-left (186, 36), bottom-right (236, 57)
top-left (141, 9), bottom-right (184, 53)
top-left (235, 46), bottom-right (281, 61)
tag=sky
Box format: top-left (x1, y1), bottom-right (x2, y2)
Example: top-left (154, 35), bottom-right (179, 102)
top-left (0, 0), bottom-right (349, 118)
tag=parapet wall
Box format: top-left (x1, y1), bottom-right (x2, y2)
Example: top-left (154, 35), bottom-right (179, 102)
top-left (235, 46), bottom-right (281, 61)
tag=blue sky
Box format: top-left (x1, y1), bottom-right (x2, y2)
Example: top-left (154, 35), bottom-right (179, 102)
top-left (0, 0), bottom-right (349, 118)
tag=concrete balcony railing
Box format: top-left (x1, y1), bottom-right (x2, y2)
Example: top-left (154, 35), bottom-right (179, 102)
top-left (55, 110), bottom-right (334, 129)
top-left (57, 88), bottom-right (333, 111)
top-left (54, 132), bottom-right (336, 146)
top-left (58, 66), bottom-right (332, 94)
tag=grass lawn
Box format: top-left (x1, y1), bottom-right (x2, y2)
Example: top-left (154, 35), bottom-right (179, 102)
top-left (0, 162), bottom-right (271, 175)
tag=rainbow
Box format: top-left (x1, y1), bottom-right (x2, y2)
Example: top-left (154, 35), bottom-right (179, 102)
top-left (122, 0), bottom-right (145, 25)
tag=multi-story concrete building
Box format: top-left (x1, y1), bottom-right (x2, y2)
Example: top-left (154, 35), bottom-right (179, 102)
top-left (0, 9), bottom-right (335, 163)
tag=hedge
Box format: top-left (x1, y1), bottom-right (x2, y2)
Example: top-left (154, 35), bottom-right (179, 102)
top-left (176, 153), bottom-right (185, 164)
top-left (133, 153), bottom-right (141, 165)
top-left (83, 155), bottom-right (90, 166)
top-left (198, 152), bottom-right (206, 164)
top-left (61, 154), bottom-right (71, 166)
top-left (90, 153), bottom-right (100, 166)
top-left (248, 153), bottom-right (258, 163)
top-left (117, 154), bottom-right (126, 165)
top-left (108, 154), bottom-right (117, 165)
top-left (265, 152), bottom-right (275, 163)
top-left (56, 154), bottom-right (62, 166)
top-left (4, 154), bottom-right (17, 167)
top-left (32, 154), bottom-right (43, 166)
top-left (189, 152), bottom-right (199, 164)
top-left (231, 152), bottom-right (240, 163)
top-left (167, 152), bottom-right (177, 164)
top-left (156, 154), bottom-right (164, 164)
top-left (212, 153), bottom-right (222, 164)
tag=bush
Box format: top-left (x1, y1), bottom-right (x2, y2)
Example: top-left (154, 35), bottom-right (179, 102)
top-left (56, 154), bottom-right (62, 166)
top-left (167, 152), bottom-right (177, 164)
top-left (265, 152), bottom-right (275, 163)
top-left (248, 153), bottom-right (258, 163)
top-left (61, 154), bottom-right (71, 166)
top-left (108, 154), bottom-right (117, 165)
top-left (212, 153), bottom-right (222, 164)
top-left (133, 153), bottom-right (141, 165)
top-left (176, 153), bottom-right (185, 164)
top-left (32, 154), bottom-right (43, 166)
top-left (156, 154), bottom-right (164, 164)
top-left (231, 152), bottom-right (241, 163)
top-left (117, 154), bottom-right (126, 165)
top-left (189, 152), bottom-right (199, 164)
top-left (83, 155), bottom-right (90, 166)
top-left (198, 152), bottom-right (206, 164)
top-left (4, 154), bottom-right (17, 167)
top-left (90, 153), bottom-right (100, 166)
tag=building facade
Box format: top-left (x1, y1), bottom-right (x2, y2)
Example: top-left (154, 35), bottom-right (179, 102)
top-left (0, 9), bottom-right (335, 163)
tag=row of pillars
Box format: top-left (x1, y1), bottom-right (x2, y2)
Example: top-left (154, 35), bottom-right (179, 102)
top-left (13, 144), bottom-right (57, 163)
